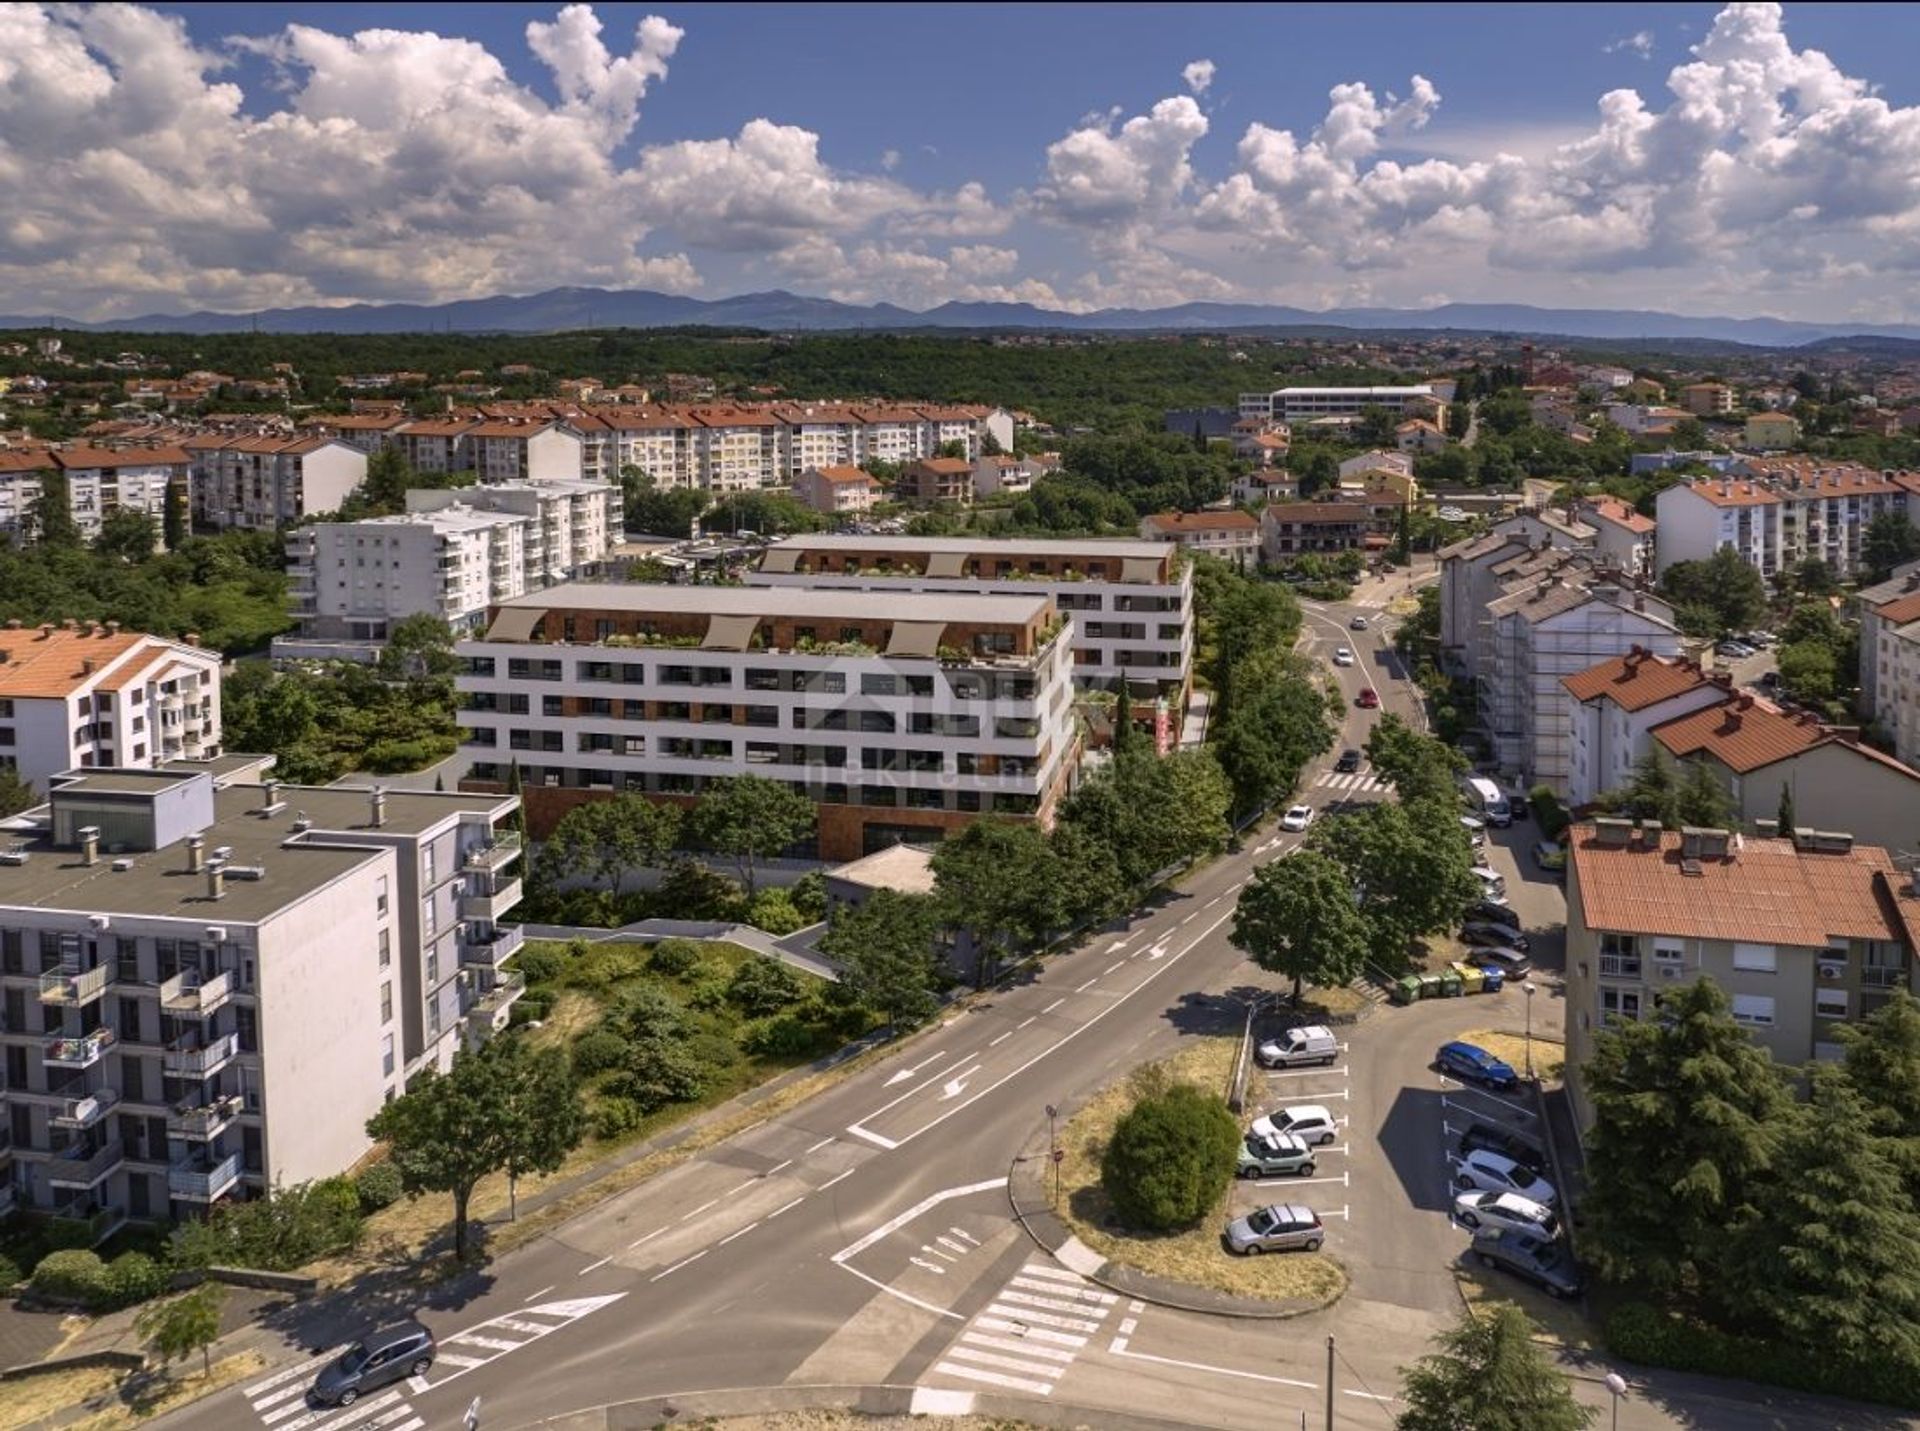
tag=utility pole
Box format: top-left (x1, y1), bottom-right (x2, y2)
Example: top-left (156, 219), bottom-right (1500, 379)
top-left (1325, 1335), bottom-right (1335, 1430)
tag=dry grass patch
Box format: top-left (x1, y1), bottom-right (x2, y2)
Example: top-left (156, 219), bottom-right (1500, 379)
top-left (1454, 1268), bottom-right (1596, 1351)
top-left (0, 1351), bottom-right (265, 1431)
top-left (1459, 1028), bottom-right (1564, 1082)
top-left (1299, 984), bottom-right (1371, 1020)
top-left (703, 1417), bottom-right (1043, 1431)
top-left (0, 1364), bottom-right (123, 1431)
top-left (526, 989), bottom-right (600, 1049)
top-left (1056, 1037), bottom-right (1346, 1306)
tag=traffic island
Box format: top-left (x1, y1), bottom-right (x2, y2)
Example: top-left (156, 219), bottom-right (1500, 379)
top-left (1008, 1037), bottom-right (1348, 1319)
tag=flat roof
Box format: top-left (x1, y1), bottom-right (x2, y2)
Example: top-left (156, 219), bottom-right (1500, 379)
top-left (764, 534), bottom-right (1172, 560)
top-left (1274, 386), bottom-right (1434, 397)
top-left (490, 583), bottom-right (1051, 624)
top-left (829, 843), bottom-right (937, 896)
top-left (0, 783), bottom-right (512, 923)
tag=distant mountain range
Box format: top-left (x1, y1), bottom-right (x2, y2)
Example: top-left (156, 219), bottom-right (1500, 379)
top-left (5, 287), bottom-right (1919, 348)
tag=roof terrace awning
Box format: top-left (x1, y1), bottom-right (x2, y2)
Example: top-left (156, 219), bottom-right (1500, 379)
top-left (885, 620), bottom-right (945, 658)
top-left (759, 548), bottom-right (801, 574)
top-left (701, 613), bottom-right (762, 651)
top-left (484, 607), bottom-right (545, 642)
top-left (1121, 557), bottom-right (1163, 584)
top-left (924, 551), bottom-right (967, 578)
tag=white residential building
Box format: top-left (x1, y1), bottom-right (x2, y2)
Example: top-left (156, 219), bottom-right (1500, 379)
top-left (1338, 450), bottom-right (1414, 483)
top-left (791, 466), bottom-right (878, 516)
top-left (1653, 462), bottom-right (1911, 581)
top-left (1562, 649), bottom-right (1729, 807)
top-left (749, 535), bottom-right (1192, 698)
top-left (1242, 388), bottom-right (1441, 423)
top-left (44, 448), bottom-right (192, 545)
top-left (297, 413), bottom-right (410, 454)
top-left (1860, 562), bottom-right (1920, 769)
top-left (0, 769), bottom-right (522, 1232)
top-left (455, 585), bottom-right (1080, 861)
top-left (600, 410), bottom-right (694, 490)
top-left (0, 623), bottom-right (222, 798)
top-left (186, 435), bottom-right (367, 530)
top-left (1576, 497), bottom-right (1657, 579)
top-left (1138, 511), bottom-right (1260, 567)
top-left (407, 479), bottom-right (620, 587)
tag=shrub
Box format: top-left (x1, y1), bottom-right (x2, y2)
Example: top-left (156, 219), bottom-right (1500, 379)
top-left (787, 871), bottom-right (827, 923)
top-left (685, 971), bottom-right (731, 1012)
top-left (648, 939), bottom-right (706, 977)
top-left (728, 957), bottom-right (804, 1017)
top-left (611, 1035), bottom-right (711, 1113)
top-left (509, 991), bottom-right (552, 1025)
top-left (31, 1249), bottom-right (108, 1304)
top-left (102, 1251), bottom-right (168, 1308)
top-left (354, 1161), bottom-right (405, 1212)
top-left (1100, 1081), bottom-right (1240, 1232)
top-left (745, 889), bottom-right (806, 936)
top-left (591, 1096), bottom-right (643, 1140)
top-left (649, 859), bottom-right (747, 922)
top-left (571, 1028), bottom-right (631, 1078)
top-left (1529, 784), bottom-right (1570, 840)
top-left (515, 944), bottom-right (568, 986)
top-left (741, 1012), bottom-right (826, 1059)
top-left (570, 944), bottom-right (648, 990)
top-left (169, 1177), bottom-right (364, 1272)
top-left (0, 1254), bottom-right (21, 1290)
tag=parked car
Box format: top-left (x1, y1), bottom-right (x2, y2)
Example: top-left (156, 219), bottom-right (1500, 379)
top-left (1335, 748), bottom-right (1363, 773)
top-left (311, 1322), bottom-right (437, 1408)
top-left (1474, 945), bottom-right (1532, 977)
top-left (1280, 804), bottom-right (1315, 833)
top-left (1333, 647), bottom-right (1356, 667)
top-left (1470, 900), bottom-right (1522, 931)
top-left (1531, 840), bottom-right (1566, 871)
top-left (1456, 1149), bottom-right (1558, 1206)
top-left (1437, 505), bottom-right (1468, 522)
top-left (1453, 1189), bottom-right (1560, 1239)
top-left (1461, 922), bottom-right (1529, 952)
top-left (1742, 629), bottom-right (1776, 648)
top-left (1356, 688), bottom-right (1380, 708)
top-left (1349, 615), bottom-right (1369, 631)
top-left (1458, 1122), bottom-right (1547, 1174)
top-left (1458, 814), bottom-right (1485, 846)
top-left (1437, 1040), bottom-right (1519, 1090)
top-left (1757, 669), bottom-right (1781, 690)
top-left (1471, 1230), bottom-right (1583, 1298)
top-left (1255, 1025), bottom-right (1340, 1069)
top-left (1237, 1131), bottom-right (1317, 1179)
top-left (1224, 1203), bottom-right (1324, 1255)
top-left (1715, 639), bottom-right (1757, 659)
top-left (1250, 1104), bottom-right (1341, 1147)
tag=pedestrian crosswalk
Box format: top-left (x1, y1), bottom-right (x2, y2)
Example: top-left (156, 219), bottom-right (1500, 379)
top-left (240, 1294), bottom-right (626, 1430)
top-left (926, 1259), bottom-right (1117, 1396)
top-left (1314, 770), bottom-right (1387, 793)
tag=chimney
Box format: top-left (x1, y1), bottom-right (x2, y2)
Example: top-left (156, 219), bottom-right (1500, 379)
top-left (1754, 817), bottom-right (1778, 838)
top-left (261, 778), bottom-right (281, 811)
top-left (183, 632), bottom-right (200, 647)
top-left (81, 658), bottom-right (95, 676)
top-left (206, 860), bottom-right (225, 901)
top-left (78, 825), bottom-right (99, 867)
top-left (185, 834), bottom-right (204, 874)
top-left (370, 786), bottom-right (388, 829)
top-left (36, 624), bottom-right (53, 640)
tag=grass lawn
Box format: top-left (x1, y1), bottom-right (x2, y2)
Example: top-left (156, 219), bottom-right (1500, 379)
top-left (1056, 1037), bottom-right (1347, 1306)
top-left (1458, 1027), bottom-right (1565, 1082)
top-left (0, 1351), bottom-right (266, 1431)
top-left (1454, 1267), bottom-right (1598, 1351)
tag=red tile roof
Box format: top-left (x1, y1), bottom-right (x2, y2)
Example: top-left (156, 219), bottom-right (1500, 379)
top-left (1582, 495), bottom-right (1656, 534)
top-left (1563, 649), bottom-right (1715, 711)
top-left (1873, 591), bottom-right (1920, 626)
top-left (53, 446), bottom-right (190, 469)
top-left (0, 627), bottom-right (149, 699)
top-left (1651, 694), bottom-right (1825, 773)
top-left (1144, 510), bottom-right (1260, 533)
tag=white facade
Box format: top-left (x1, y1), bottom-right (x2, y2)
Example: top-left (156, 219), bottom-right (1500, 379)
top-left (0, 625), bottom-right (222, 798)
top-left (1654, 466), bottom-right (1910, 581)
top-left (9, 449), bottom-right (193, 545)
top-left (409, 480), bottom-right (620, 586)
top-left (1860, 564), bottom-right (1920, 769)
top-left (188, 437), bottom-right (366, 530)
top-left (1242, 387), bottom-right (1439, 423)
top-left (1564, 660), bottom-right (1729, 807)
top-left (1338, 450), bottom-right (1414, 482)
top-left (466, 424), bottom-right (585, 484)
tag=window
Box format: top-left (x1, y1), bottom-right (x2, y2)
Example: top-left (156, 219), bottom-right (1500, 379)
top-left (1600, 988), bottom-right (1641, 1023)
top-left (1652, 941), bottom-right (1684, 964)
top-left (378, 928), bottom-right (391, 969)
top-left (861, 674), bottom-right (897, 697)
top-left (1732, 942), bottom-right (1777, 973)
top-left (1816, 988), bottom-right (1850, 1021)
top-left (375, 876), bottom-right (389, 917)
top-left (1731, 993), bottom-right (1776, 1027)
top-left (380, 982), bottom-right (393, 1024)
top-left (382, 1033), bottom-right (396, 1078)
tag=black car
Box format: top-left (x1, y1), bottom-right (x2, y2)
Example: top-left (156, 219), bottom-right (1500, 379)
top-left (1470, 900), bottom-right (1522, 931)
top-left (312, 1321), bottom-right (436, 1407)
top-left (1472, 1230), bottom-right (1583, 1299)
top-left (1335, 749), bottom-right (1362, 773)
top-left (1458, 1122), bottom-right (1547, 1175)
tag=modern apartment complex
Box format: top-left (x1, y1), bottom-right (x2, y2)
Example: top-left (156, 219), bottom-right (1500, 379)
top-left (184, 435), bottom-right (368, 530)
top-left (1239, 386), bottom-right (1442, 424)
top-left (0, 768), bottom-right (523, 1232)
top-left (455, 584), bottom-right (1079, 859)
top-left (407, 480), bottom-right (621, 586)
top-left (1565, 819), bottom-right (1920, 1127)
top-left (747, 535), bottom-right (1192, 699)
top-left (0, 623), bottom-right (222, 798)
top-left (1653, 460), bottom-right (1911, 580)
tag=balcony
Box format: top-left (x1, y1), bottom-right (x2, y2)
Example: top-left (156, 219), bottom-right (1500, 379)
top-left (46, 1201), bottom-right (120, 1246)
top-left (47, 1140), bottom-right (123, 1188)
top-left (160, 970), bottom-right (232, 1018)
top-left (1598, 955), bottom-right (1643, 981)
top-left (44, 1029), bottom-right (115, 1069)
top-left (461, 924), bottom-right (524, 969)
top-left (463, 831), bottom-right (523, 874)
top-left (1863, 966), bottom-right (1907, 991)
top-left (460, 877), bottom-right (523, 923)
top-left (163, 1032), bottom-right (238, 1080)
top-left (469, 969), bottom-right (526, 1022)
top-left (168, 1152), bottom-right (240, 1203)
top-left (39, 965), bottom-right (110, 1007)
top-left (51, 1089), bottom-right (120, 1131)
top-left (168, 1094), bottom-right (244, 1141)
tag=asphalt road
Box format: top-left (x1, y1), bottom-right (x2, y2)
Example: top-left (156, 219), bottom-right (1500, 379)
top-left (178, 576), bottom-right (1908, 1431)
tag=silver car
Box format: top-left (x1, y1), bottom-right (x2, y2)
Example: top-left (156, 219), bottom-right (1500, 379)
top-left (1453, 1189), bottom-right (1559, 1240)
top-left (1456, 1149), bottom-right (1558, 1207)
top-left (1224, 1203), bottom-right (1324, 1255)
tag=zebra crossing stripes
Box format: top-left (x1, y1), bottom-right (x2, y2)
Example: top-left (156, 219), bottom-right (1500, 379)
top-left (928, 1260), bottom-right (1118, 1396)
top-left (1314, 770), bottom-right (1386, 793)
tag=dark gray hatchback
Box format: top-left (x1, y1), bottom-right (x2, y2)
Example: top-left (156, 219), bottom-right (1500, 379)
top-left (311, 1320), bottom-right (436, 1407)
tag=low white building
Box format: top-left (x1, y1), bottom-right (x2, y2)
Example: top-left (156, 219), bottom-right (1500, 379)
top-left (1338, 450), bottom-right (1414, 483)
top-left (1243, 388), bottom-right (1441, 424)
top-left (408, 479), bottom-right (620, 587)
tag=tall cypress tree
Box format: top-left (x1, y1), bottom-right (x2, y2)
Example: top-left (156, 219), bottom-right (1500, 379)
top-left (162, 479), bottom-right (188, 551)
top-left (1776, 780), bottom-right (1796, 833)
top-left (1113, 683), bottom-right (1136, 754)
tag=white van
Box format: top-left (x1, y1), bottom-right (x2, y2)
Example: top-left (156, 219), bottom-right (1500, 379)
top-left (1464, 776), bottom-right (1512, 827)
top-left (1471, 865), bottom-right (1509, 905)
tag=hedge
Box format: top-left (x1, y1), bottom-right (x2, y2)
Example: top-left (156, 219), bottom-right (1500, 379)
top-left (1606, 1301), bottom-right (1920, 1412)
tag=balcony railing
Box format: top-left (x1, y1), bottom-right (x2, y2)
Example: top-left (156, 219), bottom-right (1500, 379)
top-left (168, 1152), bottom-right (240, 1202)
top-left (461, 924), bottom-right (524, 968)
top-left (45, 1202), bottom-right (119, 1246)
top-left (47, 1140), bottom-right (123, 1188)
top-left (160, 970), bottom-right (232, 1018)
top-left (167, 1094), bottom-right (244, 1141)
top-left (470, 969), bottom-right (526, 1021)
top-left (1598, 955), bottom-right (1643, 980)
top-left (163, 1032), bottom-right (238, 1080)
top-left (44, 1029), bottom-right (115, 1068)
top-left (460, 877), bottom-right (524, 923)
top-left (1863, 966), bottom-right (1907, 991)
top-left (39, 966), bottom-right (110, 1006)
top-left (463, 831), bottom-right (522, 873)
top-left (51, 1089), bottom-right (120, 1130)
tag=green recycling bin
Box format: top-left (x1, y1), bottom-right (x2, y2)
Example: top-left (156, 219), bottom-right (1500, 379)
top-left (1392, 976), bottom-right (1421, 1005)
top-left (1438, 970), bottom-right (1464, 998)
top-left (1416, 972), bottom-right (1445, 1000)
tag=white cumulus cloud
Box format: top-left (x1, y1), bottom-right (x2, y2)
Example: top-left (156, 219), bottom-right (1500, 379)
top-left (1183, 59), bottom-right (1216, 96)
top-left (1605, 30), bottom-right (1655, 58)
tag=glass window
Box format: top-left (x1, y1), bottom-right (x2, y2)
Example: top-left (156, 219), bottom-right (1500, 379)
top-left (375, 876), bottom-right (389, 917)
top-left (378, 928), bottom-right (391, 969)
top-left (380, 983), bottom-right (393, 1024)
top-left (1732, 943), bottom-right (1776, 973)
top-left (1731, 993), bottom-right (1776, 1027)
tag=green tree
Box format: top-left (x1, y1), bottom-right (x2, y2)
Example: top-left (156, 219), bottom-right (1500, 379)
top-left (1580, 978), bottom-right (1793, 1300)
top-left (1786, 556), bottom-right (1838, 598)
top-left (1727, 1069), bottom-right (1920, 1363)
top-left (1047, 820), bottom-right (1129, 929)
top-left (1602, 745), bottom-right (1680, 826)
top-left (1232, 849), bottom-right (1371, 1004)
top-left (1112, 682), bottom-right (1137, 755)
top-left (932, 820), bottom-right (1063, 983)
top-left (820, 888), bottom-right (946, 1028)
top-left (1776, 780), bottom-right (1795, 833)
top-left (94, 507), bottom-right (156, 564)
top-left (1310, 798), bottom-right (1480, 955)
top-left (366, 1034), bottom-right (585, 1260)
top-left (1100, 1078), bottom-right (1240, 1232)
top-left (0, 766), bottom-right (34, 818)
top-left (687, 775), bottom-right (815, 896)
top-left (27, 471), bottom-right (81, 548)
top-left (359, 446), bottom-right (417, 513)
top-left (1840, 993), bottom-right (1920, 1202)
top-left (1658, 548), bottom-right (1768, 634)
top-left (1363, 713), bottom-right (1463, 805)
top-left (498, 1042), bottom-right (585, 1220)
top-left (1674, 758), bottom-right (1737, 829)
top-left (135, 1282), bottom-right (228, 1379)
top-left (541, 793), bottom-right (682, 897)
top-left (1776, 639), bottom-right (1838, 705)
top-left (377, 612), bottom-right (458, 680)
top-left (1865, 510), bottom-right (1920, 582)
top-left (163, 479), bottom-right (189, 551)
top-left (1392, 503), bottom-right (1412, 561)
top-left (1396, 1303), bottom-right (1595, 1431)
top-left (1298, 449), bottom-right (1339, 498)
top-left (623, 474), bottom-right (707, 537)
top-left (1211, 658), bottom-right (1336, 822)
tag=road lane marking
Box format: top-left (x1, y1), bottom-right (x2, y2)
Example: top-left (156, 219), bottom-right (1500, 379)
top-left (1042, 998), bottom-right (1065, 1013)
top-left (627, 1226), bottom-right (669, 1249)
top-left (882, 1049), bottom-right (954, 1088)
top-left (432, 1352), bottom-right (488, 1369)
top-left (984, 1303), bottom-right (1102, 1333)
top-left (489, 1317), bottom-right (551, 1335)
top-left (1016, 1016), bottom-right (1035, 1029)
top-left (973, 1316), bottom-right (1085, 1348)
top-left (678, 1197), bottom-right (720, 1222)
top-left (1345, 1390), bottom-right (1398, 1403)
top-left (832, 1178), bottom-right (1006, 1263)
top-left (820, 1167), bottom-right (856, 1190)
top-left (266, 1390), bottom-right (403, 1431)
top-left (845, 1124), bottom-right (899, 1149)
top-left (931, 1362), bottom-right (1053, 1395)
top-left (988, 1032), bottom-right (1012, 1047)
top-left (1107, 1341), bottom-right (1318, 1389)
top-left (806, 1136), bottom-right (836, 1154)
top-left (996, 1288), bottom-right (1110, 1316)
top-left (911, 1390), bottom-right (976, 1416)
top-left (1009, 1276), bottom-right (1115, 1304)
top-left (1104, 961), bottom-right (1123, 975)
top-left (946, 1345), bottom-right (1071, 1377)
top-left (766, 1196), bottom-right (807, 1219)
top-left (522, 1285), bottom-right (554, 1303)
top-left (1260, 1171), bottom-right (1350, 1188)
top-left (717, 1221), bottom-right (760, 1246)
top-left (1074, 978), bottom-right (1096, 992)
top-left (650, 1249), bottom-right (709, 1282)
top-left (1015, 1263), bottom-right (1095, 1284)
top-left (765, 1158), bottom-right (793, 1176)
top-left (246, 1348), bottom-right (348, 1400)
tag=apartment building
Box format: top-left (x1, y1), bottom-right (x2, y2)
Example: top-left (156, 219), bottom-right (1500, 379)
top-left (1565, 820), bottom-right (1920, 1127)
top-left (1139, 510), bottom-right (1259, 566)
top-left (1745, 412), bottom-right (1801, 450)
top-left (407, 480), bottom-right (620, 586)
top-left (0, 451), bottom-right (54, 544)
top-left (1239, 387), bottom-right (1441, 423)
top-left (791, 466), bottom-right (878, 517)
top-left (1395, 419), bottom-right (1448, 454)
top-left (1338, 451), bottom-right (1414, 483)
top-left (1679, 382), bottom-right (1736, 417)
top-left (749, 535), bottom-right (1192, 699)
top-left (899, 457), bottom-right (974, 506)
top-left (1653, 461), bottom-right (1910, 580)
top-left (185, 435), bottom-right (367, 530)
top-left (463, 422), bottom-right (585, 484)
top-left (686, 408), bottom-right (781, 495)
top-left (1259, 502), bottom-right (1376, 560)
top-left (298, 412), bottom-right (410, 454)
top-left (0, 623), bottom-right (222, 797)
top-left (1860, 562), bottom-right (1920, 768)
top-left (600, 408), bottom-right (695, 489)
top-left (0, 769), bottom-right (523, 1232)
top-left (1562, 650), bottom-right (1728, 806)
top-left (772, 404), bottom-right (863, 479)
top-left (1575, 497), bottom-right (1657, 578)
top-left (972, 455), bottom-right (1048, 500)
top-left (454, 585), bottom-right (1080, 860)
top-left (1231, 471), bottom-right (1299, 506)
top-left (38, 448), bottom-right (192, 545)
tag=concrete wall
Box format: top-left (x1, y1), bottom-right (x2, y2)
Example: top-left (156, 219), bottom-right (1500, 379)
top-left (1728, 742), bottom-right (1920, 855)
top-left (301, 444), bottom-right (368, 519)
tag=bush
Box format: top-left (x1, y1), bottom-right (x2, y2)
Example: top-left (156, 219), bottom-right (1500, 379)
top-left (0, 1254), bottom-right (21, 1290)
top-left (169, 1177), bottom-right (365, 1272)
top-left (1100, 1081), bottom-right (1241, 1232)
top-left (787, 871), bottom-right (827, 923)
top-left (515, 944), bottom-right (568, 986)
top-left (509, 991), bottom-right (552, 1025)
top-left (1529, 784), bottom-right (1570, 840)
top-left (571, 1028), bottom-right (631, 1078)
top-left (354, 1161), bottom-right (405, 1212)
top-left (648, 938), bottom-right (707, 977)
top-left (31, 1249), bottom-right (108, 1304)
top-left (592, 1096), bottom-right (643, 1140)
top-left (741, 1012), bottom-right (827, 1059)
top-left (102, 1251), bottom-right (168, 1308)
top-left (685, 970), bottom-right (731, 1012)
top-left (745, 889), bottom-right (806, 936)
top-left (569, 944), bottom-right (648, 990)
top-left (611, 1035), bottom-right (711, 1113)
top-left (728, 957), bottom-right (804, 1017)
top-left (648, 859), bottom-right (747, 922)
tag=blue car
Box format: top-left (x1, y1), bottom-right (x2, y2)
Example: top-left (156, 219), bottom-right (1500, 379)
top-left (1438, 1040), bottom-right (1518, 1090)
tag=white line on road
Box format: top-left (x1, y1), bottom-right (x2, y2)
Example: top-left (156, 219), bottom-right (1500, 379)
top-left (628, 1226), bottom-right (669, 1249)
top-left (489, 1317), bottom-right (552, 1335)
top-left (1074, 977), bottom-right (1096, 992)
top-left (1117, 1317), bottom-right (1138, 1335)
top-left (947, 1345), bottom-right (1071, 1376)
top-left (984, 1303), bottom-right (1102, 1333)
top-left (444, 1333), bottom-right (523, 1353)
top-left (728, 1178), bottom-right (758, 1194)
top-left (578, 1254), bottom-right (612, 1275)
top-left (247, 1349), bottom-right (347, 1399)
top-left (1344, 1390), bottom-right (1399, 1403)
top-left (765, 1158), bottom-right (793, 1176)
top-left (650, 1249), bottom-right (709, 1282)
top-left (678, 1197), bottom-right (720, 1222)
top-left (766, 1196), bottom-right (807, 1219)
top-left (820, 1167), bottom-right (857, 1190)
top-left (1260, 1171), bottom-right (1350, 1188)
top-left (522, 1285), bottom-right (554, 1303)
top-left (962, 1332), bottom-right (1076, 1363)
top-left (1016, 1016), bottom-right (1035, 1029)
top-left (432, 1352), bottom-right (488, 1369)
top-left (931, 1361), bottom-right (1053, 1395)
top-left (996, 1289), bottom-right (1110, 1316)
top-left (1108, 1341), bottom-right (1318, 1390)
top-left (1104, 961), bottom-right (1123, 975)
top-left (1042, 998), bottom-right (1065, 1013)
top-left (988, 1032), bottom-right (1012, 1046)
top-left (881, 1049), bottom-right (954, 1088)
top-left (717, 1221), bottom-right (760, 1246)
top-left (267, 1390), bottom-right (404, 1431)
top-left (974, 1316), bottom-right (1086, 1348)
top-left (833, 1178), bottom-right (1007, 1263)
top-left (805, 1136), bottom-right (836, 1154)
top-left (845, 1124), bottom-right (899, 1149)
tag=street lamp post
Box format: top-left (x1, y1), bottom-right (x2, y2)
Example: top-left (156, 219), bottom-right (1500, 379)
top-left (1046, 1104), bottom-right (1060, 1208)
top-left (1604, 1371), bottom-right (1627, 1430)
top-left (1522, 980), bottom-right (1537, 1081)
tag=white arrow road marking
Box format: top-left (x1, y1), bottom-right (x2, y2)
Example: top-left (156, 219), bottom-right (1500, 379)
top-left (1146, 941), bottom-right (1169, 960)
top-left (884, 1049), bottom-right (954, 1087)
top-left (940, 1064), bottom-right (983, 1100)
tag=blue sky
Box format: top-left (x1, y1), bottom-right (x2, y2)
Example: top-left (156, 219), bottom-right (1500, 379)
top-left (6, 3), bottom-right (1920, 321)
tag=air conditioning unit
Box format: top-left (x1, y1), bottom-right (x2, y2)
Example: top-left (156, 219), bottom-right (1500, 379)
top-left (1818, 963), bottom-right (1845, 981)
top-left (1659, 965), bottom-right (1683, 979)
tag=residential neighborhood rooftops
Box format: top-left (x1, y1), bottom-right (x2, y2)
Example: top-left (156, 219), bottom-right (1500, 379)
top-left (1563, 648), bottom-right (1716, 710)
top-left (1650, 692), bottom-right (1824, 772)
top-left (1260, 502), bottom-right (1372, 524)
top-left (1581, 496), bottom-right (1656, 534)
top-left (764, 533), bottom-right (1171, 559)
top-left (1142, 510), bottom-right (1260, 532)
top-left (52, 445), bottom-right (191, 468)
